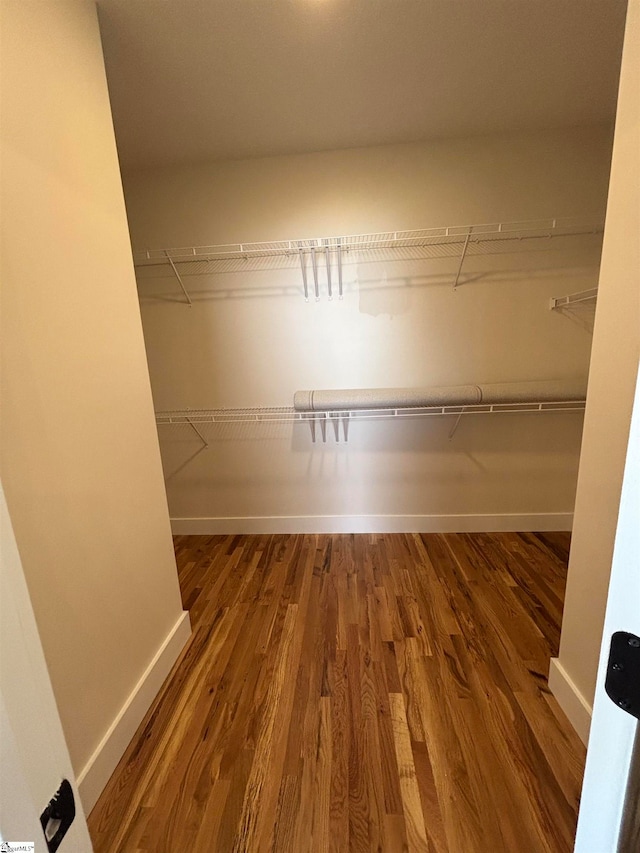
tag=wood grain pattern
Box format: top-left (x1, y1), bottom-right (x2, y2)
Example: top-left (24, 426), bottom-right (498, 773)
top-left (88, 532), bottom-right (585, 852)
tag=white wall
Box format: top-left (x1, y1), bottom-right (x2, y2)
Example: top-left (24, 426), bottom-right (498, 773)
top-left (124, 128), bottom-right (612, 532)
top-left (550, 1), bottom-right (640, 745)
top-left (0, 0), bottom-right (190, 812)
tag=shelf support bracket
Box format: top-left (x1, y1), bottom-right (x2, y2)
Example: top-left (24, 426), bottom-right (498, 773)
top-left (165, 252), bottom-right (192, 306)
top-left (448, 409), bottom-right (465, 440)
top-left (453, 232), bottom-right (471, 290)
top-left (337, 237), bottom-right (343, 299)
top-left (186, 418), bottom-right (208, 448)
top-left (549, 287), bottom-right (599, 310)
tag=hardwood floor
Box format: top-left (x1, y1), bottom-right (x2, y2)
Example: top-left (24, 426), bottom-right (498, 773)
top-left (88, 532), bottom-right (585, 852)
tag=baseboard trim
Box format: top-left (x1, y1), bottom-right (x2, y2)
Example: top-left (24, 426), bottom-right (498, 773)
top-left (78, 610), bottom-right (191, 814)
top-left (170, 513), bottom-right (573, 535)
top-left (548, 657), bottom-right (592, 745)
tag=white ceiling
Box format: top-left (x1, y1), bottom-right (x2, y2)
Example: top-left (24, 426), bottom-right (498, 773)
top-left (97, 0), bottom-right (627, 170)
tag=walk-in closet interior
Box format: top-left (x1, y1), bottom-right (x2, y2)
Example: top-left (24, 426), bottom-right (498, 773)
top-left (2, 1), bottom-right (638, 851)
top-left (118, 10), bottom-right (615, 532)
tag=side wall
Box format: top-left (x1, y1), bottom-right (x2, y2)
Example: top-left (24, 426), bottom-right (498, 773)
top-left (0, 0), bottom-right (190, 811)
top-left (123, 128), bottom-right (612, 532)
top-left (550, 2), bottom-right (640, 744)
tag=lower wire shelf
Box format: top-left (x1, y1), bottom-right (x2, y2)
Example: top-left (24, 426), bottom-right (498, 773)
top-left (155, 400), bottom-right (586, 443)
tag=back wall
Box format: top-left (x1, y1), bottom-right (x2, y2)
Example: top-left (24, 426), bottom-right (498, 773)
top-left (122, 127), bottom-right (612, 532)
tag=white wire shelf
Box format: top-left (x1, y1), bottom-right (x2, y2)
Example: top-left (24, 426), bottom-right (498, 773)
top-left (135, 218), bottom-right (603, 265)
top-left (156, 400), bottom-right (586, 425)
top-left (550, 287), bottom-right (599, 309)
top-left (134, 216), bottom-right (604, 304)
top-left (156, 400), bottom-right (586, 443)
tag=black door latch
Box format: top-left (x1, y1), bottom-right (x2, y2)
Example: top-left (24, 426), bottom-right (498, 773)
top-left (605, 631), bottom-right (640, 720)
top-left (40, 778), bottom-right (75, 852)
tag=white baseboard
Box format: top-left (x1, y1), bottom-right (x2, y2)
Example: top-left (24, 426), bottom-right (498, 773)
top-left (78, 610), bottom-right (191, 814)
top-left (548, 657), bottom-right (592, 745)
top-left (170, 512), bottom-right (573, 535)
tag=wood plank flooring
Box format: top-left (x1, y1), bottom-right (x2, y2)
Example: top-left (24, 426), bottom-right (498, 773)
top-left (88, 532), bottom-right (585, 853)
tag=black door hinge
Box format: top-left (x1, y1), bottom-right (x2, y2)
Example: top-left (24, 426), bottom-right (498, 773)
top-left (605, 631), bottom-right (640, 720)
top-left (40, 778), bottom-right (75, 852)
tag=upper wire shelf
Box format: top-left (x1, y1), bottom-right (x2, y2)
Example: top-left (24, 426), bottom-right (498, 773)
top-left (134, 216), bottom-right (604, 304)
top-left (134, 217), bottom-right (603, 265)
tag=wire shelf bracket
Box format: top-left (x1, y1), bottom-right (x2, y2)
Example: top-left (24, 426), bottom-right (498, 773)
top-left (550, 287), bottom-right (599, 310)
top-left (165, 251), bottom-right (192, 306)
top-left (453, 231), bottom-right (471, 290)
top-left (448, 409), bottom-right (465, 439)
top-left (186, 417), bottom-right (208, 448)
